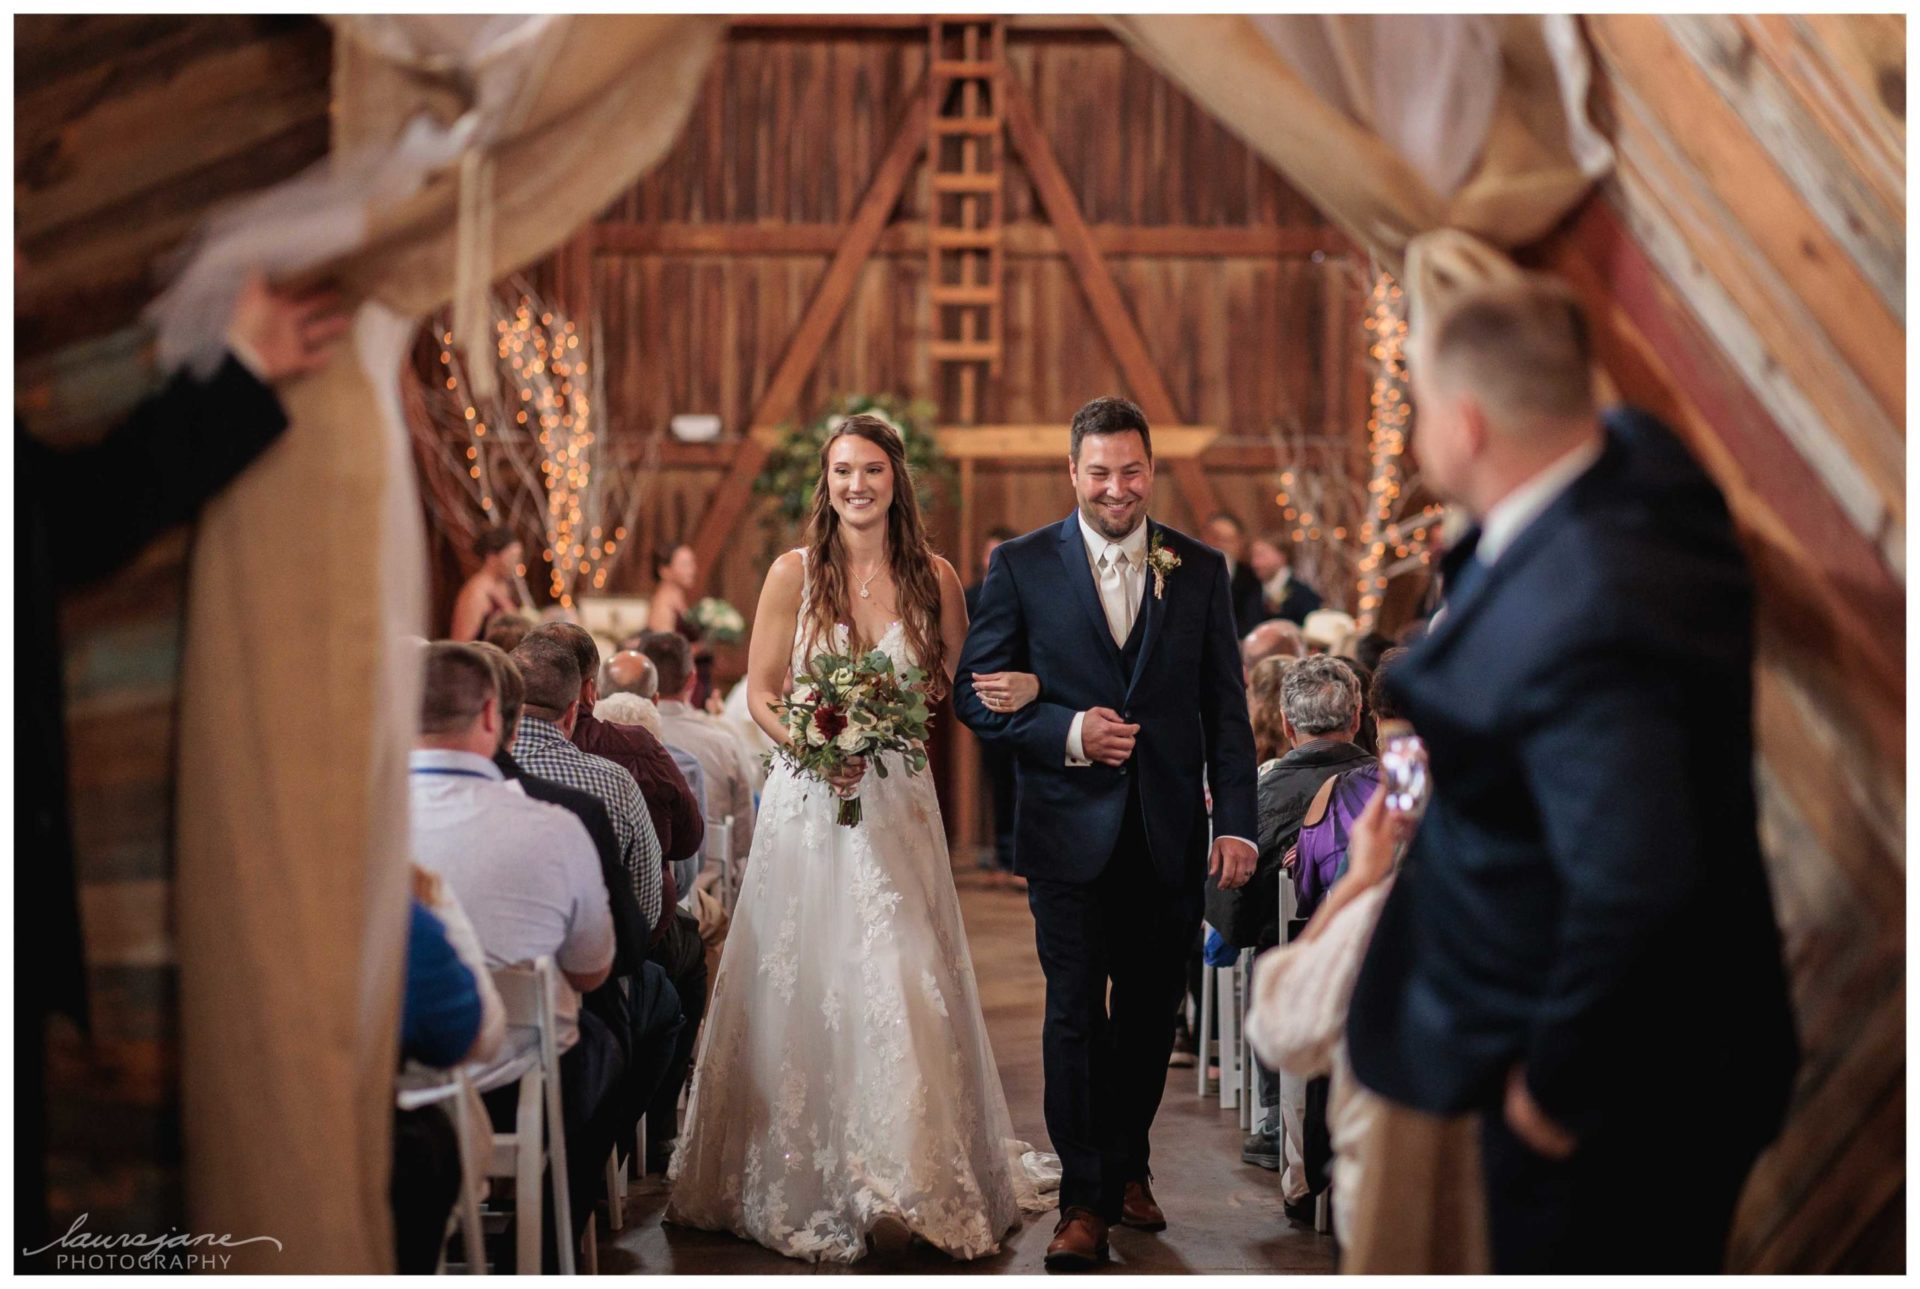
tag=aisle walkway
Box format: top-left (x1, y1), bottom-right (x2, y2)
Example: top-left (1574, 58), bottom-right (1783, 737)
top-left (603, 866), bottom-right (1336, 1274)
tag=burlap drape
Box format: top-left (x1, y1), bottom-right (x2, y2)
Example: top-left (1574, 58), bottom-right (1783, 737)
top-left (1104, 15), bottom-right (1612, 269)
top-left (173, 15), bottom-right (723, 1270)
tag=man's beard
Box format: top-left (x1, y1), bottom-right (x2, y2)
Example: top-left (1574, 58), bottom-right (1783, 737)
top-left (1081, 497), bottom-right (1145, 542)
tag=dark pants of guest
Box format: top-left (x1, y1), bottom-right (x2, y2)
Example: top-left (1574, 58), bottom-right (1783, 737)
top-left (483, 1008), bottom-right (625, 1270)
top-left (644, 912), bottom-right (708, 1156)
top-left (981, 742), bottom-right (1017, 872)
top-left (588, 961), bottom-right (684, 1174)
top-left (392, 1105), bottom-right (462, 1272)
top-left (1479, 1100), bottom-right (1758, 1272)
top-left (1026, 788), bottom-right (1204, 1220)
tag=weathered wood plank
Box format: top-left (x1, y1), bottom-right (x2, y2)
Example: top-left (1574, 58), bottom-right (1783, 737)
top-left (1593, 75), bottom-right (1903, 531)
top-left (1598, 160), bottom-right (1893, 546)
top-left (1661, 14), bottom-right (1904, 322)
top-left (1586, 16), bottom-right (1905, 433)
top-left (1743, 16), bottom-right (1903, 214)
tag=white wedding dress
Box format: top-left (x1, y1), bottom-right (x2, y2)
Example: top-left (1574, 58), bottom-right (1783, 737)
top-left (666, 561), bottom-right (1056, 1262)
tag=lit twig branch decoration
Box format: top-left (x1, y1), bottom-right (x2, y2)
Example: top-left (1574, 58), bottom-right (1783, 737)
top-left (1352, 270), bottom-right (1440, 632)
top-left (415, 279), bottom-right (651, 610)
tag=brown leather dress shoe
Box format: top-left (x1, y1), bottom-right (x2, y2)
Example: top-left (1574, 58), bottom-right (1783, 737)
top-left (1119, 1178), bottom-right (1167, 1231)
top-left (1044, 1207), bottom-right (1110, 1272)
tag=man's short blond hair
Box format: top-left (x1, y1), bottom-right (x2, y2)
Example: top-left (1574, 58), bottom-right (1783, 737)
top-left (1420, 276), bottom-right (1595, 426)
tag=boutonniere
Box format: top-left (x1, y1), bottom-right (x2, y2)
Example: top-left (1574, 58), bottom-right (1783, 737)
top-left (1146, 532), bottom-right (1181, 600)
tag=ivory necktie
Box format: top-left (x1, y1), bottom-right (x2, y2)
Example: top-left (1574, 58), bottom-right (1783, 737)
top-left (1098, 547), bottom-right (1132, 646)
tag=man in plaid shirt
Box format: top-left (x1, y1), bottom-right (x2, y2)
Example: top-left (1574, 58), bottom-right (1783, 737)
top-left (509, 634), bottom-right (664, 932)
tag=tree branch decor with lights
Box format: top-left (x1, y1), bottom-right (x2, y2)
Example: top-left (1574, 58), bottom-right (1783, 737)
top-left (410, 279), bottom-right (653, 611)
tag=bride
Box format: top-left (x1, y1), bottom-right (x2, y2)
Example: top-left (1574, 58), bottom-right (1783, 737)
top-left (667, 414), bottom-right (1055, 1262)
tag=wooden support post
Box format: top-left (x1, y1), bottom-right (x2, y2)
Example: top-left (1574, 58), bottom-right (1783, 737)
top-left (1001, 75), bottom-right (1222, 527)
top-left (687, 79), bottom-right (931, 590)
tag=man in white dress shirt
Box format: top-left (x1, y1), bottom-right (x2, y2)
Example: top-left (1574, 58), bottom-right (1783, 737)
top-left (408, 642), bottom-right (619, 1258)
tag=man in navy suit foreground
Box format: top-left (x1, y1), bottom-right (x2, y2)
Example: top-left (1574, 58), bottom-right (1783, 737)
top-left (1347, 262), bottom-right (1798, 1271)
top-left (956, 397), bottom-right (1259, 1270)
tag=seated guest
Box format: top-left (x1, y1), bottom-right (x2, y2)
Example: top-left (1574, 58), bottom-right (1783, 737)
top-left (1205, 510), bottom-right (1267, 636)
top-left (412, 865), bottom-right (506, 1070)
top-left (481, 611), bottom-right (536, 654)
top-left (473, 644), bottom-right (655, 976)
top-left (1351, 631), bottom-right (1397, 674)
top-left (532, 622), bottom-right (704, 922)
top-left (601, 649), bottom-right (710, 822)
top-left (1248, 533), bottom-right (1322, 625)
top-left (1247, 655), bottom-right (1298, 765)
top-left (716, 677), bottom-right (774, 797)
top-left (474, 644), bottom-right (686, 1181)
top-left (638, 631), bottom-right (756, 895)
top-left (601, 646), bottom-right (729, 1007)
top-left (1301, 608), bottom-right (1357, 655)
top-left (408, 641), bottom-right (620, 1259)
top-left (1207, 655), bottom-right (1373, 1190)
top-left (594, 689), bottom-right (662, 734)
top-left (1246, 784), bottom-right (1424, 1263)
top-left (1242, 620), bottom-right (1306, 679)
top-left (513, 630), bottom-right (706, 1174)
top-left (393, 895), bottom-right (487, 1274)
top-left (508, 635), bottom-right (664, 931)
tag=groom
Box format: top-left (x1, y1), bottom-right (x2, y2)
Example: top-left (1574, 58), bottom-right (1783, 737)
top-left (956, 396), bottom-right (1258, 1270)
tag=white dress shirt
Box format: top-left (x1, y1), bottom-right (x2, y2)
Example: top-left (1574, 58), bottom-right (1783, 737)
top-left (1475, 435), bottom-right (1606, 567)
top-left (1065, 512), bottom-right (1148, 765)
top-left (408, 749), bottom-right (615, 1052)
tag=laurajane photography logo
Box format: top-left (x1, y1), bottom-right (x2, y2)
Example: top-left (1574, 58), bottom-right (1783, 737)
top-left (24, 1213), bottom-right (283, 1271)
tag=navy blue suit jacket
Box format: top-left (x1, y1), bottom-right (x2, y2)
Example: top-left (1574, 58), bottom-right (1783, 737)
top-left (1347, 408), bottom-right (1798, 1144)
top-left (954, 515), bottom-right (1258, 885)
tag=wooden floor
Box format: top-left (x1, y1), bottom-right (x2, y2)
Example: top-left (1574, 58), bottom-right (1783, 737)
top-left (599, 864), bottom-right (1335, 1274)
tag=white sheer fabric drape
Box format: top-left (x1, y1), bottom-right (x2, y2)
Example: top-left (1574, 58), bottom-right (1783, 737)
top-left (1107, 15), bottom-right (1613, 268)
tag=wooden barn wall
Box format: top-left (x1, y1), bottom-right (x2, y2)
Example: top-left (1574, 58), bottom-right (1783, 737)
top-left (1537, 15), bottom-right (1905, 1274)
top-left (481, 27), bottom-right (1377, 632)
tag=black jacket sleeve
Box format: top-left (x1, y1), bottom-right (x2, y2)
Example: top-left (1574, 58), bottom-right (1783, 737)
top-left (31, 352), bottom-right (287, 588)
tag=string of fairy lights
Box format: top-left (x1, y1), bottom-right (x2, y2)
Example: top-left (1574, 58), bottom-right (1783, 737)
top-left (434, 287), bottom-right (632, 610)
top-left (1352, 272), bottom-right (1439, 630)
top-left (1262, 271), bottom-right (1442, 629)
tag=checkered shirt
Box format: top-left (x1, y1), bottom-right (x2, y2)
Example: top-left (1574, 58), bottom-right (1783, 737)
top-left (513, 716), bottom-right (664, 928)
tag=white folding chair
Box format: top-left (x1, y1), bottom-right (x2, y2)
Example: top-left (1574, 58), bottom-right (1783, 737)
top-left (1238, 948), bottom-right (1257, 1129)
top-left (486, 958), bottom-right (577, 1275)
top-left (707, 814), bottom-right (735, 912)
top-left (1217, 953), bottom-right (1242, 1113)
top-left (396, 1066), bottom-right (488, 1274)
top-left (1196, 930), bottom-right (1216, 1099)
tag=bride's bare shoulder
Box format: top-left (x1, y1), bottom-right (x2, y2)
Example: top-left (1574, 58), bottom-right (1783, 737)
top-left (763, 549), bottom-right (807, 595)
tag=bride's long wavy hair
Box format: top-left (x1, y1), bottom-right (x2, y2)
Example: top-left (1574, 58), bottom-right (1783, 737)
top-left (801, 414), bottom-right (947, 701)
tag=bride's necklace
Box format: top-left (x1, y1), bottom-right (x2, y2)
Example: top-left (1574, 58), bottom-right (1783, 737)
top-left (852, 560), bottom-right (886, 600)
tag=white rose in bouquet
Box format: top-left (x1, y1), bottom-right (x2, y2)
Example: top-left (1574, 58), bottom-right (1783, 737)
top-left (834, 727), bottom-right (867, 756)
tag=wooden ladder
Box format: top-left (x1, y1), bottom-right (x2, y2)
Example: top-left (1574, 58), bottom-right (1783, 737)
top-left (927, 16), bottom-right (1006, 424)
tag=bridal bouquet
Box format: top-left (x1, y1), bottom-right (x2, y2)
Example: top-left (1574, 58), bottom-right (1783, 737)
top-left (771, 648), bottom-right (932, 826)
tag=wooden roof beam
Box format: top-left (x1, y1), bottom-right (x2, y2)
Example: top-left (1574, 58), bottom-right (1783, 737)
top-left (685, 76), bottom-right (930, 592)
top-left (1001, 73), bottom-right (1222, 527)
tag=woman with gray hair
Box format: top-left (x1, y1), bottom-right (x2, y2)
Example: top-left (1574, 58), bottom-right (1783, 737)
top-left (1206, 653), bottom-right (1376, 1189)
